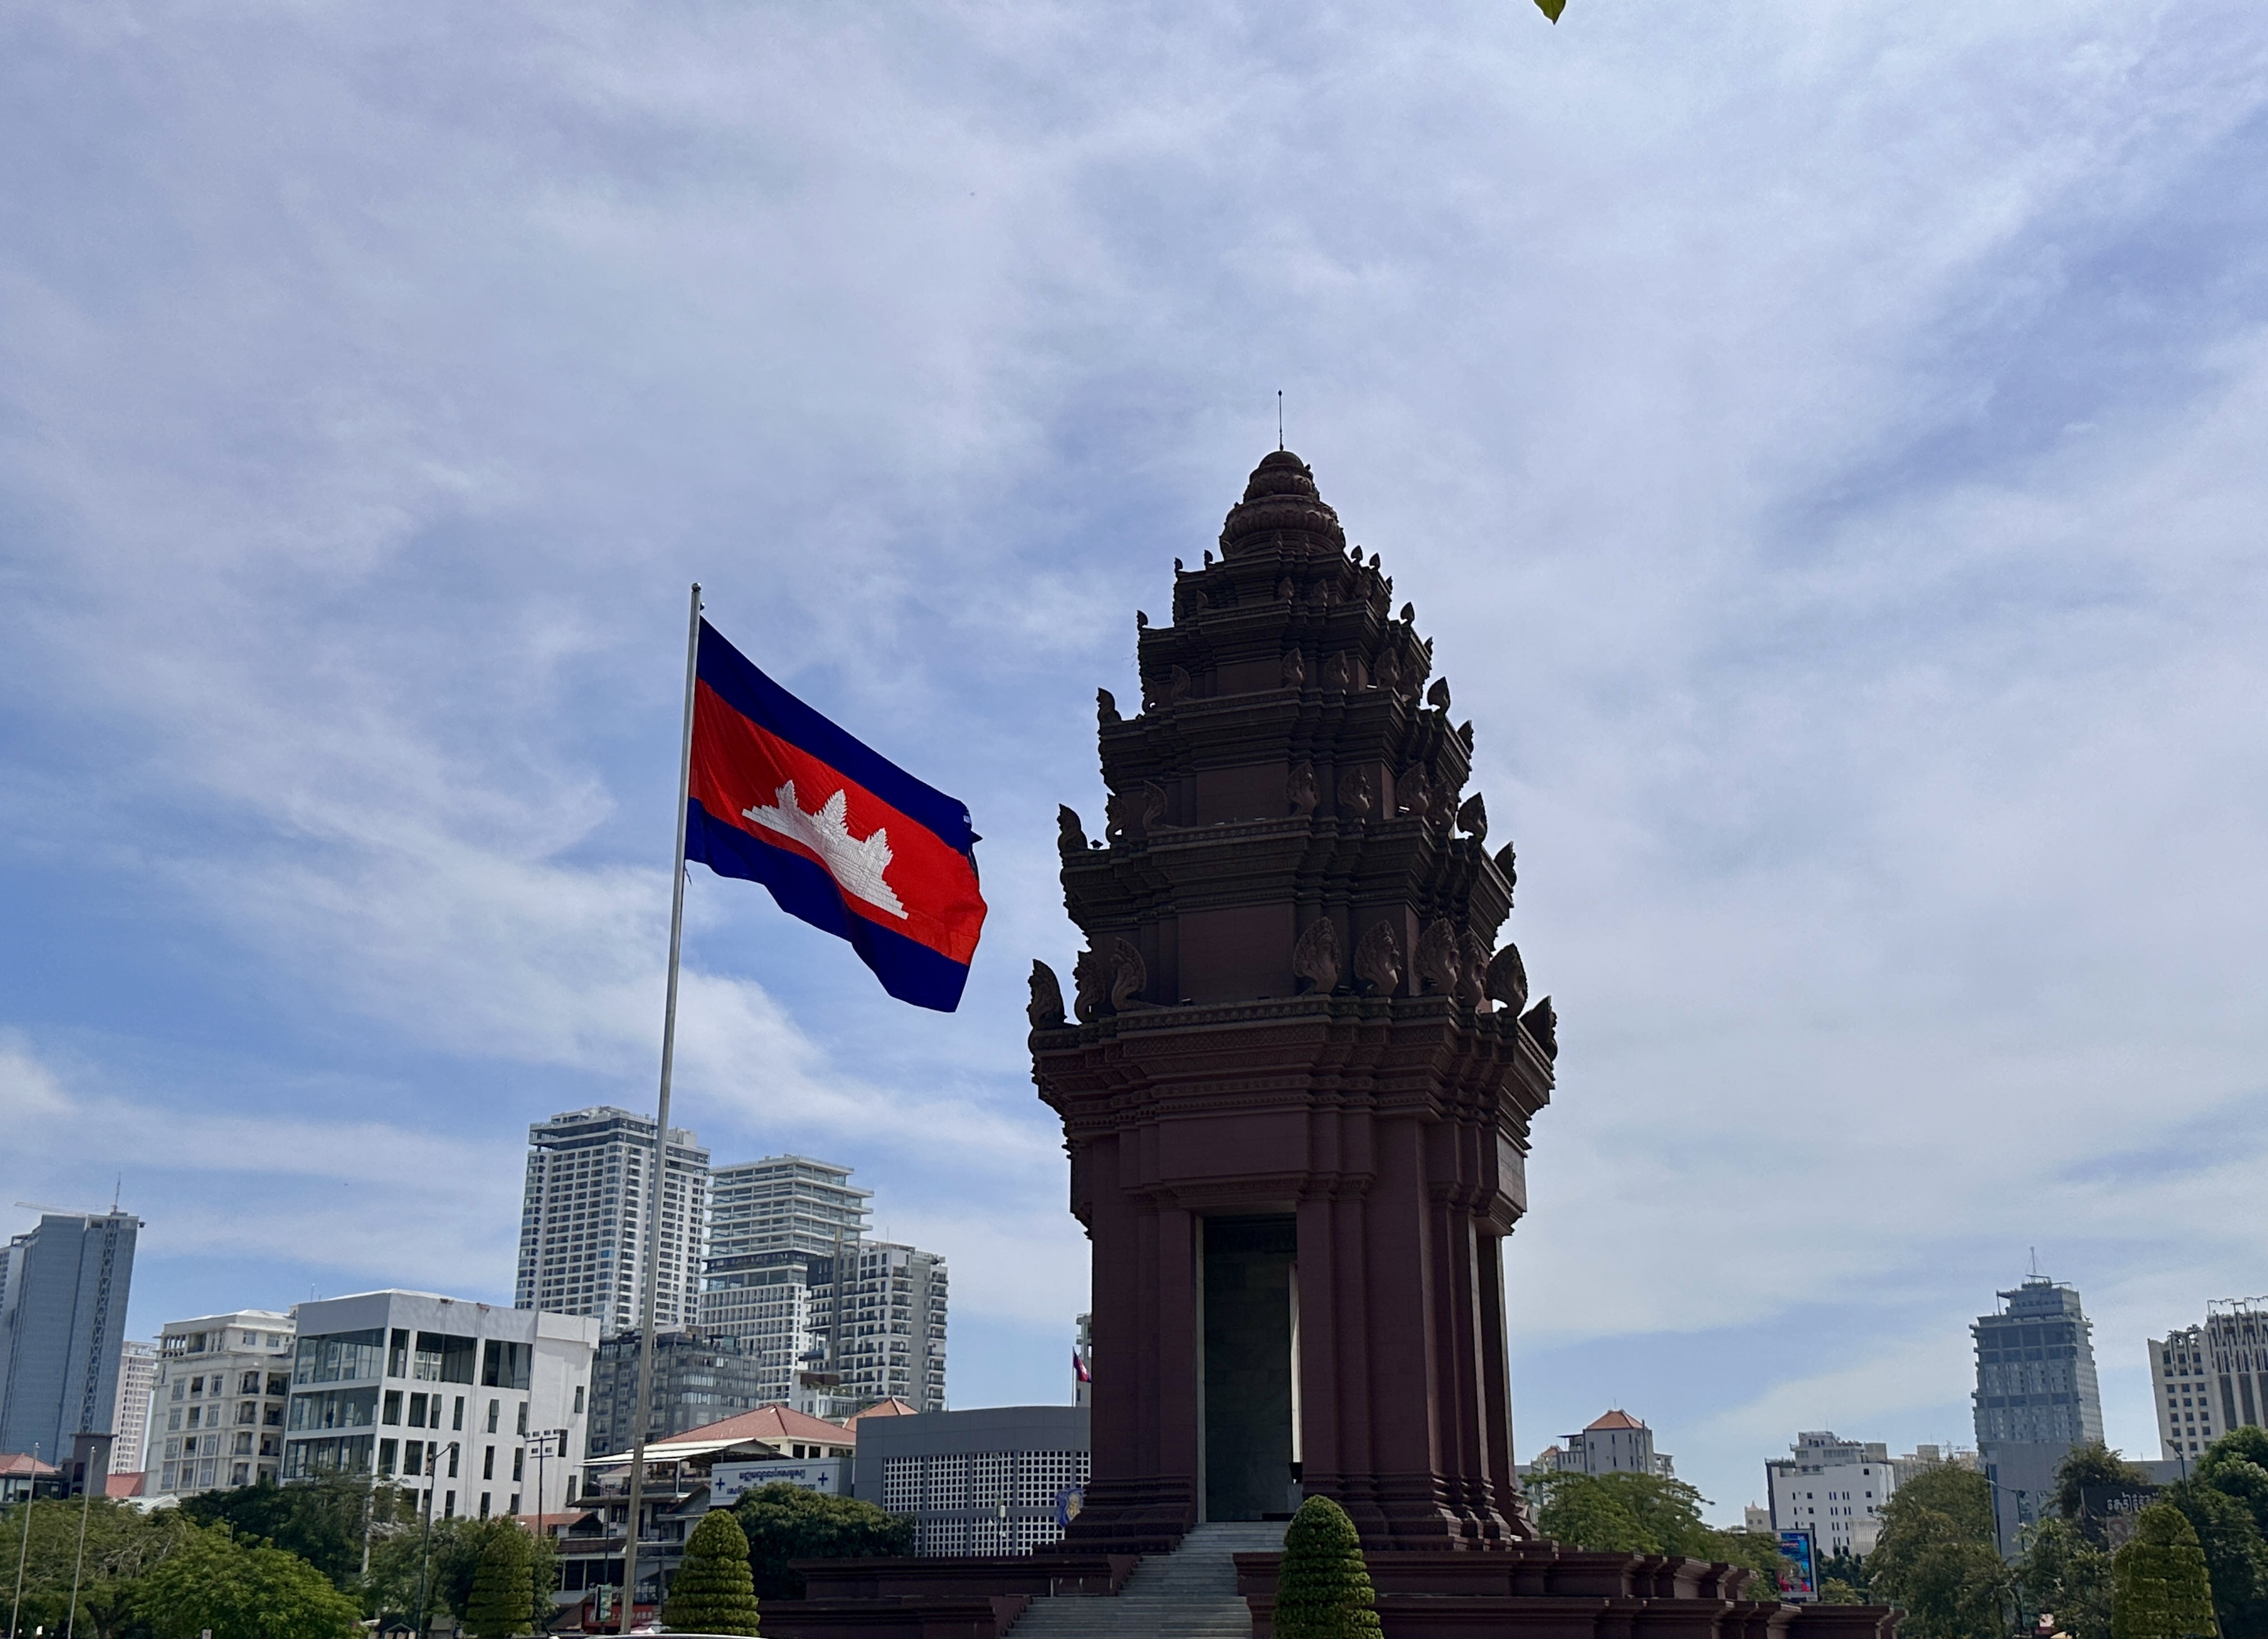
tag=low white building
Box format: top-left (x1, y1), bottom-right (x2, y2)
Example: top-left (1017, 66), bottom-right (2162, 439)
top-left (283, 1290), bottom-right (597, 1522)
top-left (1528, 1410), bottom-right (1675, 1479)
top-left (150, 1310), bottom-right (296, 1498)
top-left (1765, 1431), bottom-right (1900, 1558)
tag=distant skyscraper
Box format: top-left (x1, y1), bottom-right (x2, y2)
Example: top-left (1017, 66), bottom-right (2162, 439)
top-left (814, 1241), bottom-right (948, 1414)
top-left (1973, 1272), bottom-right (2105, 1553)
top-left (0, 1211), bottom-right (141, 1465)
top-left (2150, 1299), bottom-right (2267, 1463)
top-left (516, 1107), bottom-right (710, 1334)
top-left (110, 1340), bottom-right (158, 1474)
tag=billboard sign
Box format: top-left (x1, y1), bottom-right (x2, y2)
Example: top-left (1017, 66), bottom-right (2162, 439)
top-left (1777, 1529), bottom-right (1817, 1601)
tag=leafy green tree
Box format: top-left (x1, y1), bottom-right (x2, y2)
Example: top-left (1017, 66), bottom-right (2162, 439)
top-left (1823, 1579), bottom-right (1866, 1604)
top-left (2113, 1503), bottom-right (2219, 1639)
top-left (661, 1509), bottom-right (763, 1637)
top-left (0, 1496), bottom-right (199, 1639)
top-left (133, 1523), bottom-right (364, 1639)
top-left (1867, 1463), bottom-right (2012, 1639)
top-left (180, 1475), bottom-right (400, 1590)
top-left (1525, 1472), bottom-right (1787, 1596)
top-left (733, 1481), bottom-right (913, 1599)
top-left (1820, 1547), bottom-right (1871, 1598)
top-left (2166, 1477), bottom-right (2268, 1639)
top-left (1273, 1495), bottom-right (1382, 1639)
top-left (463, 1523), bottom-right (536, 1638)
top-left (2058, 1445), bottom-right (2161, 1544)
top-left (2197, 1433), bottom-right (2268, 1540)
top-left (2023, 1516), bottom-right (2115, 1639)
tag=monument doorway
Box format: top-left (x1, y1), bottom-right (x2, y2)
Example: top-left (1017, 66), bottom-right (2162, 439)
top-left (1199, 1213), bottom-right (1298, 1522)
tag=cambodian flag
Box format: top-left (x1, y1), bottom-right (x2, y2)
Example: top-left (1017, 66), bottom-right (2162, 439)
top-left (687, 619), bottom-right (987, 1012)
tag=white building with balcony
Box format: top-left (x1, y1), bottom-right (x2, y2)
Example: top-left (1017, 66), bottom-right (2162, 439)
top-left (150, 1311), bottom-right (295, 1497)
top-left (282, 1290), bottom-right (597, 1521)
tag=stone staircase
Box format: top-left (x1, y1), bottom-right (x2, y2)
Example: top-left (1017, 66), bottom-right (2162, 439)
top-left (1007, 1521), bottom-right (1285, 1638)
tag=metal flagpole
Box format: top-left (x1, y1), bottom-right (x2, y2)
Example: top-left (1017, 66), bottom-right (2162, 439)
top-left (621, 582), bottom-right (702, 1634)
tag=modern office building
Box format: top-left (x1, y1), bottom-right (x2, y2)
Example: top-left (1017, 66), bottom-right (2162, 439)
top-left (516, 1107), bottom-right (710, 1335)
top-left (110, 1340), bottom-right (158, 1474)
top-left (1766, 1432), bottom-right (1898, 1557)
top-left (283, 1290), bottom-right (597, 1521)
top-left (1974, 1272), bottom-right (2105, 1553)
top-left (698, 1155), bottom-right (869, 1405)
top-left (852, 1405), bottom-right (1089, 1556)
top-left (149, 1311), bottom-right (294, 1496)
top-left (0, 1211), bottom-right (141, 1466)
top-left (1530, 1410), bottom-right (1675, 1479)
top-left (2150, 1299), bottom-right (2267, 1463)
top-left (584, 1327), bottom-right (773, 1457)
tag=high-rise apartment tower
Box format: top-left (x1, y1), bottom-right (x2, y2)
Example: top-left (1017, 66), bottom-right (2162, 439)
top-left (0, 1211), bottom-right (141, 1466)
top-left (110, 1340), bottom-right (158, 1474)
top-left (515, 1107), bottom-right (709, 1333)
top-left (1973, 1273), bottom-right (2104, 1553)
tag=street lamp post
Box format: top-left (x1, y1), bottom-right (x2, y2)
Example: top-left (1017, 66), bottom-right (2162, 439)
top-left (413, 1441), bottom-right (459, 1635)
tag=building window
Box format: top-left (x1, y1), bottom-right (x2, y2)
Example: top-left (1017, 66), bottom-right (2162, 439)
top-left (448, 1445), bottom-right (460, 1479)
top-left (454, 1397), bottom-right (466, 1431)
top-left (484, 1447), bottom-right (496, 1480)
top-left (383, 1391), bottom-right (402, 1426)
top-left (487, 1400), bottom-right (500, 1434)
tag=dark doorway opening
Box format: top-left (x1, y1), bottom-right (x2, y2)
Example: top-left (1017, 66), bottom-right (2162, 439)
top-left (1202, 1214), bottom-right (1297, 1521)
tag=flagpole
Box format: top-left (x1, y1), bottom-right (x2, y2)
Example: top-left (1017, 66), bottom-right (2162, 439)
top-left (621, 581), bottom-right (702, 1634)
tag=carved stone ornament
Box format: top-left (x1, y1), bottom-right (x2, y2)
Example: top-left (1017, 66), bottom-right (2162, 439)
top-left (1457, 719), bottom-right (1475, 749)
top-left (1397, 764), bottom-right (1433, 819)
top-left (1458, 931), bottom-right (1490, 1009)
top-left (1373, 646), bottom-right (1402, 695)
top-left (1308, 580), bottom-right (1332, 608)
top-left (1485, 942), bottom-right (1529, 1014)
top-left (1072, 946), bottom-right (1109, 1023)
top-left (1281, 649), bottom-right (1307, 689)
top-left (1096, 688), bottom-right (1121, 727)
top-left (1456, 792), bottom-right (1487, 842)
top-left (1353, 918), bottom-right (1404, 996)
top-left (1427, 677), bottom-right (1453, 712)
top-left (1276, 578), bottom-right (1295, 602)
top-left (1415, 918), bottom-right (1463, 995)
top-left (1291, 917), bottom-right (1341, 994)
top-left (1106, 937), bottom-right (1147, 1012)
top-left (1287, 761), bottom-right (1318, 817)
top-left (1056, 805), bottom-right (1088, 860)
top-left (1335, 764), bottom-right (1376, 820)
top-left (1521, 995), bottom-right (1559, 1061)
top-left (1494, 839), bottom-right (1518, 896)
top-left (1169, 664), bottom-right (1193, 702)
top-left (1028, 960), bottom-right (1066, 1029)
top-left (1321, 651), bottom-right (1351, 692)
top-left (1105, 781), bottom-right (1167, 842)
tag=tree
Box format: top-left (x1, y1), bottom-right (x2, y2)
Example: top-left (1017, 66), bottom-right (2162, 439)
top-left (1819, 1547), bottom-right (1871, 1597)
top-left (1867, 1463), bottom-right (2012, 1639)
top-left (2166, 1478), bottom-right (2268, 1639)
top-left (1273, 1495), bottom-right (1382, 1639)
top-left (2023, 1517), bottom-right (2115, 1639)
top-left (661, 1509), bottom-right (763, 1637)
top-left (133, 1523), bottom-right (364, 1639)
top-left (2059, 1445), bottom-right (2160, 1544)
top-left (733, 1481), bottom-right (913, 1600)
top-left (1525, 1471), bottom-right (1788, 1597)
top-left (0, 1496), bottom-right (199, 1639)
top-left (2113, 1503), bottom-right (2218, 1639)
top-left (1823, 1580), bottom-right (1866, 1604)
top-left (463, 1524), bottom-right (536, 1638)
top-left (180, 1475), bottom-right (399, 1590)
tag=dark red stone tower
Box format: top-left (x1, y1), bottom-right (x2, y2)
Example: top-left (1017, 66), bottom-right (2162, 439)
top-left (1029, 449), bottom-right (1558, 1555)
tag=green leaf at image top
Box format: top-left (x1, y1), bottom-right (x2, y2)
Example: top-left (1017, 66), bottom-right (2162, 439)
top-left (1535, 0), bottom-right (1566, 20)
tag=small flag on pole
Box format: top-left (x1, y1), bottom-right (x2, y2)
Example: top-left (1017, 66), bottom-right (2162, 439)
top-left (1073, 1350), bottom-right (1091, 1385)
top-left (687, 618), bottom-right (988, 1011)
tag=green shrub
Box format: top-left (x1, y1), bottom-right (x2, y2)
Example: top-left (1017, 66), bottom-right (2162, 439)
top-left (1274, 1494), bottom-right (1382, 1639)
top-left (662, 1510), bottom-right (763, 1636)
top-left (462, 1524), bottom-right (535, 1638)
top-left (2113, 1503), bottom-right (2218, 1639)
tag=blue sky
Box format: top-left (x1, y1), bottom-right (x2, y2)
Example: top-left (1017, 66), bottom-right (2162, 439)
top-left (5, 1), bottom-right (2268, 1521)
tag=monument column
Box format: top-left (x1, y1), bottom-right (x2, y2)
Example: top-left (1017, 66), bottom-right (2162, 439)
top-left (1030, 450), bottom-right (1557, 1555)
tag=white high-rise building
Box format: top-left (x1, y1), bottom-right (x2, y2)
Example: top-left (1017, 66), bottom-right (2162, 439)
top-left (151, 1310), bottom-right (295, 1497)
top-left (812, 1242), bottom-right (948, 1414)
top-left (2151, 1299), bottom-right (2268, 1462)
top-left (110, 1340), bottom-right (158, 1474)
top-left (1765, 1431), bottom-right (1897, 1558)
top-left (284, 1290), bottom-right (597, 1521)
top-left (516, 1107), bottom-right (709, 1335)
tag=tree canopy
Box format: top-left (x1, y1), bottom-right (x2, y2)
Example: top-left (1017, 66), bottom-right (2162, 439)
top-left (661, 1508), bottom-right (764, 1637)
top-left (133, 1523), bottom-right (365, 1639)
top-left (0, 1496), bottom-right (199, 1639)
top-left (2113, 1502), bottom-right (2219, 1639)
top-left (1274, 1494), bottom-right (1383, 1639)
top-left (1525, 1471), bottom-right (1788, 1596)
top-left (733, 1480), bottom-right (914, 1599)
top-left (2164, 1429), bottom-right (2268, 1639)
top-left (1867, 1463), bottom-right (2011, 1639)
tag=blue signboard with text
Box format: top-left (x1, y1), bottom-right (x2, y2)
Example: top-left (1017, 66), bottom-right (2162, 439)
top-left (1778, 1529), bottom-right (1817, 1601)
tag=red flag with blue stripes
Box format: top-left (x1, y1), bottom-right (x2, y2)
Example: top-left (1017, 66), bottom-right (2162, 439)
top-left (687, 619), bottom-right (987, 1011)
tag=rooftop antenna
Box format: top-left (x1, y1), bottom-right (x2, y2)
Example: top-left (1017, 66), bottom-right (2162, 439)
top-left (2029, 1247), bottom-right (2040, 1278)
top-left (1278, 390), bottom-right (1284, 452)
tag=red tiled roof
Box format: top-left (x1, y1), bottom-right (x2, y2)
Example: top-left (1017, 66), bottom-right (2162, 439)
top-left (1585, 1409), bottom-right (1646, 1431)
top-left (0, 1453), bottom-right (59, 1476)
top-left (103, 1471), bottom-right (145, 1498)
top-left (846, 1398), bottom-right (920, 1423)
top-left (668, 1404), bottom-right (854, 1446)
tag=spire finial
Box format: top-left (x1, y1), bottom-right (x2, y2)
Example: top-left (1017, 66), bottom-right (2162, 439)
top-left (1278, 389), bottom-right (1284, 452)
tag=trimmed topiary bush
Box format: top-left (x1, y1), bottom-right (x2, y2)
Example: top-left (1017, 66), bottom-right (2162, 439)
top-left (2112, 1502), bottom-right (2217, 1639)
top-left (661, 1508), bottom-right (764, 1636)
top-left (1274, 1494), bottom-right (1383, 1639)
top-left (462, 1524), bottom-right (536, 1638)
